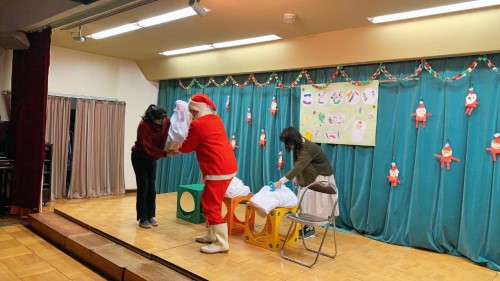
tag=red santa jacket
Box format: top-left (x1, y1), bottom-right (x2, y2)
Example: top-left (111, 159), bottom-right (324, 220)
top-left (178, 114), bottom-right (237, 180)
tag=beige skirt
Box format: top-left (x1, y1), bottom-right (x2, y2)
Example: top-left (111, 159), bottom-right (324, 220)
top-left (297, 174), bottom-right (339, 218)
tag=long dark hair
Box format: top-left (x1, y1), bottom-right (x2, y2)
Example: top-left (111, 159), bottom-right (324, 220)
top-left (142, 104), bottom-right (167, 122)
top-left (279, 126), bottom-right (304, 152)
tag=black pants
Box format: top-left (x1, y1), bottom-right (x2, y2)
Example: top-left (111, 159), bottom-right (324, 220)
top-left (131, 153), bottom-right (157, 222)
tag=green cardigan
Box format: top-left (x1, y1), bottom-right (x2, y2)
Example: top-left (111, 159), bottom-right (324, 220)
top-left (284, 139), bottom-right (334, 186)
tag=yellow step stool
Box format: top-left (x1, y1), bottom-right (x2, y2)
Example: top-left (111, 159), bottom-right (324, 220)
top-left (243, 202), bottom-right (299, 251)
top-left (223, 194), bottom-right (254, 235)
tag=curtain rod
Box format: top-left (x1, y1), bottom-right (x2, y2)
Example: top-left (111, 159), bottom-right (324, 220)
top-left (48, 92), bottom-right (123, 102)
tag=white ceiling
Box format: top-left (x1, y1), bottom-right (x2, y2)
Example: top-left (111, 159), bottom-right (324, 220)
top-left (0, 0), bottom-right (493, 62)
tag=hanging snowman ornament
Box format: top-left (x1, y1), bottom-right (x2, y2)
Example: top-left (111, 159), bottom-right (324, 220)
top-left (387, 162), bottom-right (400, 187)
top-left (225, 95), bottom-right (230, 111)
top-left (246, 107), bottom-right (252, 124)
top-left (434, 143), bottom-right (460, 170)
top-left (278, 151), bottom-right (284, 170)
top-left (411, 100), bottom-right (432, 128)
top-left (464, 87), bottom-right (479, 116)
top-left (269, 96), bottom-right (278, 116)
top-left (486, 132), bottom-right (500, 162)
top-left (231, 135), bottom-right (239, 150)
top-left (259, 129), bottom-right (266, 149)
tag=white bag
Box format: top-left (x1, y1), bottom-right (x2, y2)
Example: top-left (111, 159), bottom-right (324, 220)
top-left (165, 100), bottom-right (190, 151)
top-left (249, 184), bottom-right (298, 217)
top-left (225, 177), bottom-right (251, 198)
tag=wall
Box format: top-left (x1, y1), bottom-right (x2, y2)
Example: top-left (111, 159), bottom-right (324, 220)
top-left (49, 46), bottom-right (158, 190)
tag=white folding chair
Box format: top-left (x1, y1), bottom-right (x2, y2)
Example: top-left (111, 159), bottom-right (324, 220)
top-left (280, 180), bottom-right (338, 268)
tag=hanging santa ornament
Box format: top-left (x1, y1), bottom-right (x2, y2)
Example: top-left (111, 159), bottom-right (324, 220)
top-left (434, 143), bottom-right (460, 170)
top-left (486, 132), bottom-right (500, 162)
top-left (225, 95), bottom-right (230, 111)
top-left (258, 129), bottom-right (266, 149)
top-left (411, 100), bottom-right (432, 128)
top-left (246, 107), bottom-right (252, 124)
top-left (277, 151), bottom-right (284, 170)
top-left (387, 162), bottom-right (400, 187)
top-left (231, 135), bottom-right (239, 150)
top-left (269, 96), bottom-right (278, 116)
top-left (464, 87), bottom-right (479, 116)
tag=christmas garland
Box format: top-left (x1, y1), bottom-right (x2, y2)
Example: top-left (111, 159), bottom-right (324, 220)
top-left (177, 56), bottom-right (499, 90)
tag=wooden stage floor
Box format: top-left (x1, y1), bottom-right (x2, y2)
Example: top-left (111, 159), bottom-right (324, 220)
top-left (50, 192), bottom-right (498, 281)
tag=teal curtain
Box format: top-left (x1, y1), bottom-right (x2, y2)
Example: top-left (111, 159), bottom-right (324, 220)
top-left (157, 54), bottom-right (499, 270)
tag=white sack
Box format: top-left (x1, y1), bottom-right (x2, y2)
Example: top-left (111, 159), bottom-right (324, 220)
top-left (165, 100), bottom-right (190, 151)
top-left (225, 177), bottom-right (251, 198)
top-left (249, 185), bottom-right (298, 217)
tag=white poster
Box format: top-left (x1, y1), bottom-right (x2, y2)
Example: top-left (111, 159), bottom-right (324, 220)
top-left (300, 81), bottom-right (379, 146)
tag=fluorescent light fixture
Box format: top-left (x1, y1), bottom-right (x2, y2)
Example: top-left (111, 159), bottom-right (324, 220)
top-left (212, 35), bottom-right (281, 48)
top-left (160, 45), bottom-right (214, 56)
top-left (368, 0), bottom-right (500, 23)
top-left (160, 35), bottom-right (282, 56)
top-left (137, 7), bottom-right (197, 27)
top-left (89, 6), bottom-right (210, 39)
top-left (88, 23), bottom-right (140, 39)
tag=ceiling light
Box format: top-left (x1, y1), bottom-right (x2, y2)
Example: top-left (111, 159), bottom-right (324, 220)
top-left (88, 23), bottom-right (140, 39)
top-left (160, 45), bottom-right (214, 56)
top-left (72, 26), bottom-right (86, 43)
top-left (137, 7), bottom-right (198, 27)
top-left (88, 5), bottom-right (209, 40)
top-left (160, 35), bottom-right (282, 56)
top-left (189, 0), bottom-right (208, 16)
top-left (368, 0), bottom-right (500, 23)
top-left (212, 35), bottom-right (281, 48)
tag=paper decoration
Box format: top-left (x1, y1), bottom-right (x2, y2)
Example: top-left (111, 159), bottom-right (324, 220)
top-left (278, 151), bottom-right (284, 170)
top-left (178, 56), bottom-right (499, 90)
top-left (231, 135), bottom-right (238, 150)
top-left (411, 100), bottom-right (432, 128)
top-left (300, 82), bottom-right (379, 146)
top-left (387, 162), bottom-right (400, 187)
top-left (434, 143), bottom-right (460, 170)
top-left (464, 87), bottom-right (479, 116)
top-left (246, 107), bottom-right (252, 124)
top-left (225, 95), bottom-right (230, 110)
top-left (259, 129), bottom-right (266, 149)
top-left (269, 96), bottom-right (278, 116)
top-left (486, 132), bottom-right (500, 162)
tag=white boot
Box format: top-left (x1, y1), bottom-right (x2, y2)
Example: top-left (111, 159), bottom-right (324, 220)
top-left (195, 226), bottom-right (215, 243)
top-left (200, 223), bottom-right (229, 254)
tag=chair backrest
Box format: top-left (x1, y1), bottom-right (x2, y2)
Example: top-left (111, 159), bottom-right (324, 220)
top-left (306, 181), bottom-right (337, 195)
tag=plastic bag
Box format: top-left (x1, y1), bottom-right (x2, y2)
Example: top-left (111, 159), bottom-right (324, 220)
top-left (225, 177), bottom-right (251, 198)
top-left (165, 100), bottom-right (190, 151)
top-left (249, 183), bottom-right (298, 217)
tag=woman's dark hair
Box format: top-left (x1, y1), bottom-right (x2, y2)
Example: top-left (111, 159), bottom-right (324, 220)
top-left (142, 104), bottom-right (167, 122)
top-left (279, 126), bottom-right (304, 152)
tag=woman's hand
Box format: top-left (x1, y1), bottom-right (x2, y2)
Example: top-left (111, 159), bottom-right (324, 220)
top-left (274, 181), bottom-right (282, 189)
top-left (167, 149), bottom-right (180, 156)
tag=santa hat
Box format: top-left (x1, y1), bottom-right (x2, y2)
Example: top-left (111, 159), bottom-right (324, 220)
top-left (188, 93), bottom-right (216, 112)
top-left (443, 143), bottom-right (451, 152)
top-left (390, 162), bottom-right (397, 170)
top-left (494, 132), bottom-right (500, 138)
top-left (418, 101), bottom-right (425, 108)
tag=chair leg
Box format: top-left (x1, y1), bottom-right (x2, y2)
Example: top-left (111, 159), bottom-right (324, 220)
top-left (281, 220), bottom-right (337, 268)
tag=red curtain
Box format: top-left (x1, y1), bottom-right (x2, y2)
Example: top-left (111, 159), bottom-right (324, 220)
top-left (10, 28), bottom-right (51, 214)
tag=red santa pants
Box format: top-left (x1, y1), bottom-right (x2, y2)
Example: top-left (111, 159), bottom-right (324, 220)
top-left (201, 178), bottom-right (232, 225)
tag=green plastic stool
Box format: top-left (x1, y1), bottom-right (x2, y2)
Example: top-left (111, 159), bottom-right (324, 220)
top-left (176, 183), bottom-right (205, 224)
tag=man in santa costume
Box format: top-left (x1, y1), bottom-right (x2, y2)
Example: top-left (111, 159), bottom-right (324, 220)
top-left (170, 93), bottom-right (237, 254)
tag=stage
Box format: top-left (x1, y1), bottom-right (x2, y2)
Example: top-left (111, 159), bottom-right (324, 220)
top-left (50, 192), bottom-right (496, 281)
